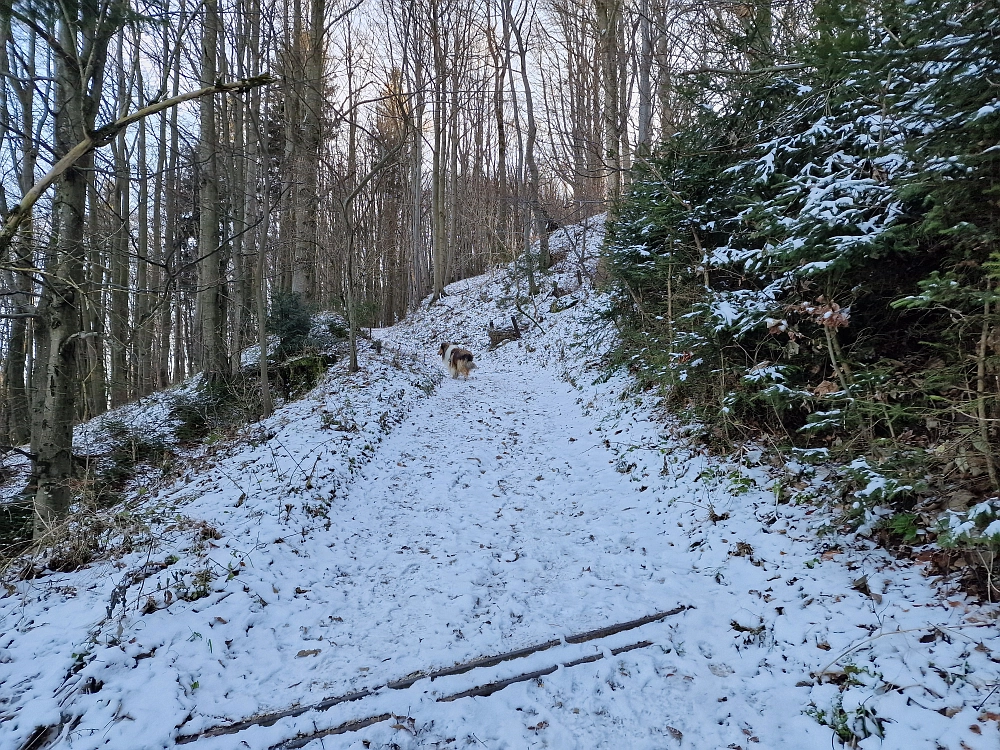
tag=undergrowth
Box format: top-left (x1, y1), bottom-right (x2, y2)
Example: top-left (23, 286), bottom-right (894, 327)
top-left (606, 0), bottom-right (1000, 601)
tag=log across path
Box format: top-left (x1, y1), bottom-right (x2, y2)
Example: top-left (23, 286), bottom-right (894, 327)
top-left (175, 606), bottom-right (687, 745)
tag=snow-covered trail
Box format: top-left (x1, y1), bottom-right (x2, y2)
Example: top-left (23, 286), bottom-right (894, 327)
top-left (325, 358), bottom-right (682, 659)
top-left (178, 347), bottom-right (709, 748)
top-left (3, 226), bottom-right (1000, 749)
top-left (177, 346), bottom-right (780, 750)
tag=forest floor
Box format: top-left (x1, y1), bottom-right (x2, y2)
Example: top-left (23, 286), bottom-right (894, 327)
top-left (2, 220), bottom-right (1000, 749)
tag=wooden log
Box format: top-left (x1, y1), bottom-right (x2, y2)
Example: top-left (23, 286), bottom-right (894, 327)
top-left (436, 640), bottom-right (654, 702)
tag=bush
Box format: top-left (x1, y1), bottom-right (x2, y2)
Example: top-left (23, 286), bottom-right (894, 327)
top-left (606, 0), bottom-right (1000, 489)
top-left (169, 379), bottom-right (241, 443)
top-left (268, 291), bottom-right (312, 359)
top-left (938, 500), bottom-right (1000, 600)
top-left (94, 419), bottom-right (171, 505)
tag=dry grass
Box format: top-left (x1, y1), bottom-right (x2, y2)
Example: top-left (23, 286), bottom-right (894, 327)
top-left (1, 488), bottom-right (159, 582)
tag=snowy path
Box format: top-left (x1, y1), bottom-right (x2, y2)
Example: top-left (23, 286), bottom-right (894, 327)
top-left (314, 360), bottom-right (685, 666)
top-left (177, 352), bottom-right (707, 748)
top-left (3, 235), bottom-right (1000, 749)
top-left (148, 345), bottom-right (1000, 749)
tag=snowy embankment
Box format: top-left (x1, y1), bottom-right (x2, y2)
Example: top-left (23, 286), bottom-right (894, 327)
top-left (2, 218), bottom-right (999, 750)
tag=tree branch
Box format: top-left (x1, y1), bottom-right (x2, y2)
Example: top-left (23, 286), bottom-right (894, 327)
top-left (0, 445), bottom-right (34, 461)
top-left (678, 63), bottom-right (810, 76)
top-left (0, 74), bottom-right (275, 256)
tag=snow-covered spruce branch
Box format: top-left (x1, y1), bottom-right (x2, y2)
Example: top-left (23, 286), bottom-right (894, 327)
top-left (678, 63), bottom-right (811, 76)
top-left (0, 74), bottom-right (275, 256)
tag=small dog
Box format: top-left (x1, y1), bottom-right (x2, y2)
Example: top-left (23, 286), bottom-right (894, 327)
top-left (439, 342), bottom-right (477, 379)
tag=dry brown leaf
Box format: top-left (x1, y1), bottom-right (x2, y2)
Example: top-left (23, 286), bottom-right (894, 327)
top-left (813, 380), bottom-right (839, 396)
top-left (296, 649), bottom-right (320, 658)
top-left (947, 490), bottom-right (976, 510)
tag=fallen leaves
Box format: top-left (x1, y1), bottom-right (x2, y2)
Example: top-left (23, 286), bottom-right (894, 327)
top-left (852, 575), bottom-right (883, 604)
top-left (812, 380), bottom-right (839, 397)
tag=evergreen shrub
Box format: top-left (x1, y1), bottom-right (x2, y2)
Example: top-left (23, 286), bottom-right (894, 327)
top-left (607, 0), bottom-right (1000, 568)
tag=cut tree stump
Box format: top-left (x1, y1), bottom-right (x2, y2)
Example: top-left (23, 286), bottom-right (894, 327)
top-left (487, 316), bottom-right (521, 349)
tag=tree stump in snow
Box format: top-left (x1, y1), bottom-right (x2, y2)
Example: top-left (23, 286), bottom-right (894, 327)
top-left (487, 316), bottom-right (521, 349)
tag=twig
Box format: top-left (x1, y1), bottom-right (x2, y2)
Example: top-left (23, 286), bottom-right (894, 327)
top-left (0, 445), bottom-right (34, 460)
top-left (513, 300), bottom-right (545, 333)
top-left (678, 63), bottom-right (811, 76)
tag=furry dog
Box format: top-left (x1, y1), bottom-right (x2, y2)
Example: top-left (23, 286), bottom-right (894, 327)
top-left (439, 342), bottom-right (477, 379)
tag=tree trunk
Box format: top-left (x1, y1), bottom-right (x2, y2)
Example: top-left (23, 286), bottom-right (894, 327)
top-left (32, 9), bottom-right (112, 534)
top-left (596, 0), bottom-right (623, 200)
top-left (429, 5), bottom-right (448, 302)
top-left (160, 33), bottom-right (182, 386)
top-left (636, 0), bottom-right (653, 157)
top-left (0, 8), bottom-right (36, 445)
top-left (509, 0), bottom-right (548, 274)
top-left (197, 0), bottom-right (226, 379)
top-left (135, 73), bottom-right (153, 397)
top-left (109, 69), bottom-right (130, 408)
top-left (410, 54), bottom-right (425, 306)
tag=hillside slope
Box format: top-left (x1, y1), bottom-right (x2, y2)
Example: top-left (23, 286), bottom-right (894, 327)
top-left (2, 220), bottom-right (999, 750)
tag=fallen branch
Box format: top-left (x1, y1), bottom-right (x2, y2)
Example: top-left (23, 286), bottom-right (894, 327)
top-left (514, 300), bottom-right (546, 334)
top-left (268, 641), bottom-right (657, 749)
top-left (174, 686), bottom-right (379, 744)
top-left (175, 605), bottom-right (687, 744)
top-left (564, 606), bottom-right (686, 643)
top-left (0, 446), bottom-right (34, 461)
top-left (275, 714), bottom-right (393, 750)
top-left (387, 635), bottom-right (560, 689)
top-left (437, 640), bottom-right (654, 702)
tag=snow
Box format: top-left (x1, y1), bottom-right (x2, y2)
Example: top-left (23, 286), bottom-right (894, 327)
top-left (2, 219), bottom-right (1000, 749)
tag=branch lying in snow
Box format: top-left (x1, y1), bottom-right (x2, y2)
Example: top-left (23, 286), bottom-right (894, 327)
top-left (513, 300), bottom-right (546, 333)
top-left (812, 623), bottom-right (998, 679)
top-left (273, 641), bottom-right (657, 749)
top-left (175, 605), bottom-right (688, 745)
top-left (0, 74), bottom-right (275, 256)
top-left (0, 445), bottom-right (35, 461)
top-left (437, 639), bottom-right (654, 702)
